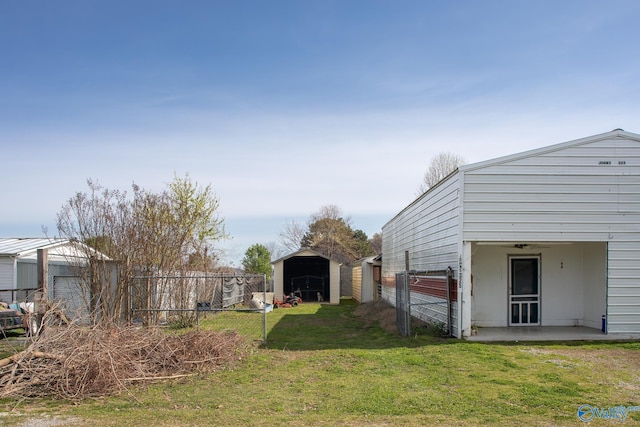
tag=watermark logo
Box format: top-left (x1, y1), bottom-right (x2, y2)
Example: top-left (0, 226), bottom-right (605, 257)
top-left (577, 404), bottom-right (640, 423)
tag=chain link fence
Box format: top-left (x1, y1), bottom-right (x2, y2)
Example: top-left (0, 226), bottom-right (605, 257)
top-left (129, 273), bottom-right (268, 343)
top-left (395, 269), bottom-right (454, 337)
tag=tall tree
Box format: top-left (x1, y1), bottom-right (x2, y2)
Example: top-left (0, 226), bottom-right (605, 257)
top-left (353, 229), bottom-right (374, 259)
top-left (241, 244), bottom-right (272, 282)
top-left (300, 205), bottom-right (369, 265)
top-left (417, 152), bottom-right (467, 195)
top-left (370, 232), bottom-right (382, 256)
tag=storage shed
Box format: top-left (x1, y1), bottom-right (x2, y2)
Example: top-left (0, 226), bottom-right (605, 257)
top-left (382, 129), bottom-right (640, 339)
top-left (352, 255), bottom-right (382, 303)
top-left (272, 248), bottom-right (341, 304)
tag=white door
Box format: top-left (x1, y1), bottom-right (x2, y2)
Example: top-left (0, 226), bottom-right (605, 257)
top-left (509, 256), bottom-right (540, 326)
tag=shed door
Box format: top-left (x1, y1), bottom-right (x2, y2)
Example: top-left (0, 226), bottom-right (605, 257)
top-left (0, 258), bottom-right (15, 302)
top-left (509, 256), bottom-right (540, 326)
top-left (53, 276), bottom-right (90, 323)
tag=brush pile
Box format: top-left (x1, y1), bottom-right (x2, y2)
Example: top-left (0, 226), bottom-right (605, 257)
top-left (0, 320), bottom-right (246, 400)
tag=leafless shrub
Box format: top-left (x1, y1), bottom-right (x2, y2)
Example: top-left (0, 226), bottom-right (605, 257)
top-left (0, 314), bottom-right (246, 400)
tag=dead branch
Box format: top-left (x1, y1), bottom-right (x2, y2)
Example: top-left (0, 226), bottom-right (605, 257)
top-left (123, 373), bottom-right (193, 382)
top-left (0, 351), bottom-right (64, 369)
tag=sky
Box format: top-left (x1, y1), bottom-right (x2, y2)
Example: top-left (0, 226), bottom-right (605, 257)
top-left (1, 0), bottom-right (640, 266)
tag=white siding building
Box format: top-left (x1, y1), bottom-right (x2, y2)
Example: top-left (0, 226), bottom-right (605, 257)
top-left (0, 238), bottom-right (114, 321)
top-left (0, 238), bottom-right (70, 302)
top-left (382, 129), bottom-right (640, 339)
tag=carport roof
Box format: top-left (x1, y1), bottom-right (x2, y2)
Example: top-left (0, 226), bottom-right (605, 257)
top-left (0, 238), bottom-right (69, 256)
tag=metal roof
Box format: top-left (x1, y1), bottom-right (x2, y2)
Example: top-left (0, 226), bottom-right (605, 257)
top-left (458, 129), bottom-right (640, 173)
top-left (0, 238), bottom-right (69, 256)
top-left (271, 247), bottom-right (341, 265)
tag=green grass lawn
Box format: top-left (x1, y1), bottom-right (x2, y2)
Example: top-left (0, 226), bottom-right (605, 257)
top-left (2, 299), bottom-right (639, 426)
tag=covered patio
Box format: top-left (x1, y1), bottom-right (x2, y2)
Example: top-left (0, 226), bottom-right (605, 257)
top-left (468, 242), bottom-right (607, 333)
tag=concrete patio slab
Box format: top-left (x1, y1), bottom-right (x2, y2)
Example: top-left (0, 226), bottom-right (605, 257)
top-left (466, 326), bottom-right (640, 342)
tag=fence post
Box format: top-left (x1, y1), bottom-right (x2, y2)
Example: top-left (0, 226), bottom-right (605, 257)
top-left (262, 274), bottom-right (267, 345)
top-left (195, 277), bottom-right (199, 328)
top-left (446, 266), bottom-right (453, 336)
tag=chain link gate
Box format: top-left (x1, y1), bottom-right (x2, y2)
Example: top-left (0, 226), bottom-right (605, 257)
top-left (396, 272), bottom-right (410, 336)
top-left (395, 268), bottom-right (454, 337)
top-left (128, 273), bottom-right (268, 344)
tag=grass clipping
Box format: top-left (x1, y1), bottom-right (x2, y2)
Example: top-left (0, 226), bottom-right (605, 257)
top-left (0, 325), bottom-right (246, 400)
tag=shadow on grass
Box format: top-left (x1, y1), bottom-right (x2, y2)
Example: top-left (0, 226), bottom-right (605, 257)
top-left (264, 298), bottom-right (455, 350)
top-left (264, 298), bottom-right (638, 352)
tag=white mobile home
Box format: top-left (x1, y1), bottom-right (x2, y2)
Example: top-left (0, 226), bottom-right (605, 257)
top-left (382, 129), bottom-right (640, 339)
top-left (0, 238), bottom-right (114, 321)
top-left (0, 238), bottom-right (71, 302)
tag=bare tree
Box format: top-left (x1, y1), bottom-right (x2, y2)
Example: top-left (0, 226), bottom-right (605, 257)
top-left (263, 241), bottom-right (283, 261)
top-left (279, 219), bottom-right (305, 253)
top-left (417, 152), bottom-right (467, 195)
top-left (310, 205), bottom-right (345, 223)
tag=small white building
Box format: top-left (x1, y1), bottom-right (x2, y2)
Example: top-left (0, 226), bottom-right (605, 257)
top-left (382, 129), bottom-right (640, 339)
top-left (272, 248), bottom-right (341, 304)
top-left (352, 255), bottom-right (381, 303)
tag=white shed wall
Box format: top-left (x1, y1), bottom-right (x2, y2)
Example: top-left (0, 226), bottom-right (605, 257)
top-left (360, 262), bottom-right (375, 303)
top-left (329, 261), bottom-right (340, 304)
top-left (382, 174), bottom-right (461, 274)
top-left (382, 174), bottom-right (461, 329)
top-left (273, 261), bottom-right (284, 300)
top-left (608, 241), bottom-right (640, 333)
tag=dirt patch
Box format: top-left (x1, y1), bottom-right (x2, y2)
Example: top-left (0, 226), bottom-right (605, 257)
top-left (353, 300), bottom-right (398, 334)
top-left (522, 347), bottom-right (640, 391)
top-left (556, 348), bottom-right (640, 369)
top-left (523, 347), bottom-right (640, 370)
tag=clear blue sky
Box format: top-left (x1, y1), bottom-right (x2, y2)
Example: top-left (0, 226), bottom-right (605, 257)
top-left (2, 1), bottom-right (639, 265)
